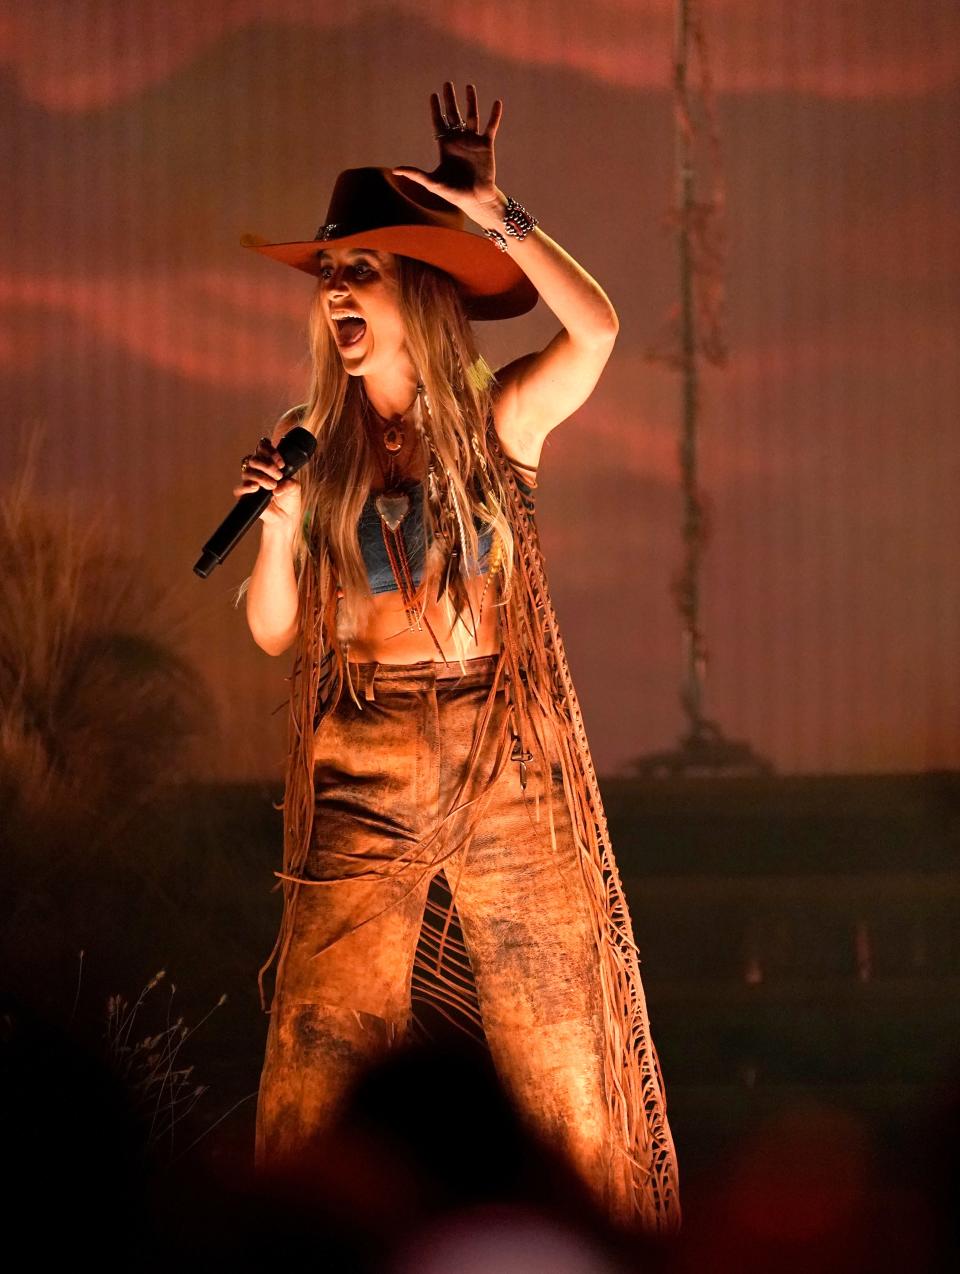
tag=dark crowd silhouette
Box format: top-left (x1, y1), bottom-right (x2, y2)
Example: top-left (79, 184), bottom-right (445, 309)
top-left (2, 985), bottom-right (958, 1273)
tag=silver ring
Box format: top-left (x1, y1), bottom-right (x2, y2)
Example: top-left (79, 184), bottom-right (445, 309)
top-left (436, 120), bottom-right (467, 137)
top-left (241, 456), bottom-right (250, 474)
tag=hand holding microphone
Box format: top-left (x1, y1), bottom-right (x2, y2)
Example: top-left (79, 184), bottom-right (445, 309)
top-left (194, 425), bottom-right (316, 578)
top-left (234, 435), bottom-right (303, 536)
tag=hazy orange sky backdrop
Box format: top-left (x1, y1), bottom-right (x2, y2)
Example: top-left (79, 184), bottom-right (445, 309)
top-left (3, 0), bottom-right (958, 780)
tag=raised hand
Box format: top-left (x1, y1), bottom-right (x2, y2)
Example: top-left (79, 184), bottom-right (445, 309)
top-left (392, 81), bottom-right (502, 216)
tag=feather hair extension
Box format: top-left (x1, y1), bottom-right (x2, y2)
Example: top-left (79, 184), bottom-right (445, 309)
top-left (443, 466), bottom-right (480, 641)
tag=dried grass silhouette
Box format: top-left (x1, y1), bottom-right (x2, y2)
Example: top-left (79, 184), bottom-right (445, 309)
top-left (0, 425), bottom-right (216, 863)
top-left (98, 959), bottom-right (243, 1160)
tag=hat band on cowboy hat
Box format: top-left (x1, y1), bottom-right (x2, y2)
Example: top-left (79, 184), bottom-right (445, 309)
top-left (240, 166), bottom-right (538, 321)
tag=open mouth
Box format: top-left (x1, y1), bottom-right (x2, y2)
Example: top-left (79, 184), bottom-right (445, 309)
top-left (334, 316), bottom-right (367, 348)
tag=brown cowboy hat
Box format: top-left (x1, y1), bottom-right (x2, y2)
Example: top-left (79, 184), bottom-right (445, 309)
top-left (241, 165), bottom-right (539, 321)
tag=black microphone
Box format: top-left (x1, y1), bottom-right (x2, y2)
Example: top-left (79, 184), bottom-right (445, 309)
top-left (193, 426), bottom-right (317, 578)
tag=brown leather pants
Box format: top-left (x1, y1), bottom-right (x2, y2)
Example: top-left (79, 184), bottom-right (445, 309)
top-left (255, 650), bottom-right (614, 1204)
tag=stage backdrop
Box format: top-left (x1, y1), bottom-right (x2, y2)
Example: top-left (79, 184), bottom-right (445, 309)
top-left (2, 0), bottom-right (958, 782)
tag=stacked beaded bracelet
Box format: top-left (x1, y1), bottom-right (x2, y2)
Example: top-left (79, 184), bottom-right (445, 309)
top-left (482, 195), bottom-right (539, 252)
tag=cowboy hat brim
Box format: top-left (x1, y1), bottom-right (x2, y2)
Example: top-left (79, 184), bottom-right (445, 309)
top-left (240, 225), bottom-right (539, 321)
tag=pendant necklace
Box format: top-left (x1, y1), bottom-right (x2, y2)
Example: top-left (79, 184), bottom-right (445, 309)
top-left (365, 385), bottom-right (424, 630)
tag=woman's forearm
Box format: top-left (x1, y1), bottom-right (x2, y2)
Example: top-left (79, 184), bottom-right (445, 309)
top-left (246, 524), bottom-right (299, 655)
top-left (467, 187), bottom-right (619, 344)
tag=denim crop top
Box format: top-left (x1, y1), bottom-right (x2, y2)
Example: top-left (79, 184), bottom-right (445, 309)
top-left (358, 454), bottom-right (537, 596)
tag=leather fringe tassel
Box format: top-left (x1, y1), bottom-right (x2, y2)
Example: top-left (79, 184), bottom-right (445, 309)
top-left (256, 413), bottom-right (681, 1236)
top-left (485, 424), bottom-right (681, 1234)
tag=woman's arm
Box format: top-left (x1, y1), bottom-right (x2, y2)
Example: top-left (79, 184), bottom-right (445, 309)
top-left (470, 188), bottom-right (619, 345)
top-left (469, 190), bottom-right (620, 464)
top-left (392, 83), bottom-right (619, 458)
top-left (245, 523), bottom-right (298, 656)
top-left (244, 413), bottom-right (303, 656)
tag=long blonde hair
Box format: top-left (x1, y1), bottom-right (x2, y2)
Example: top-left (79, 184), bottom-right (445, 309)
top-left (255, 347), bottom-right (683, 1230)
top-left (243, 254), bottom-right (521, 669)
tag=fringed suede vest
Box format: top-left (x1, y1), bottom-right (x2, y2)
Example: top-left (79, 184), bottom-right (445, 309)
top-left (257, 417), bottom-right (681, 1234)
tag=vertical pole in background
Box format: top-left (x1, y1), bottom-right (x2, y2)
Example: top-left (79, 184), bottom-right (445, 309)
top-left (632, 0), bottom-right (771, 777)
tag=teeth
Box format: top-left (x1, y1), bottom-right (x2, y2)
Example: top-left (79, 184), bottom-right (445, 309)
top-left (333, 311), bottom-right (364, 322)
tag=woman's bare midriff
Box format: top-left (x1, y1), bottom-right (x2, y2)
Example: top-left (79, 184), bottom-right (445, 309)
top-left (346, 570), bottom-right (502, 665)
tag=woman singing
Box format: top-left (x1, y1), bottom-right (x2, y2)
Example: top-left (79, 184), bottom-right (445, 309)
top-left (235, 82), bottom-right (679, 1232)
